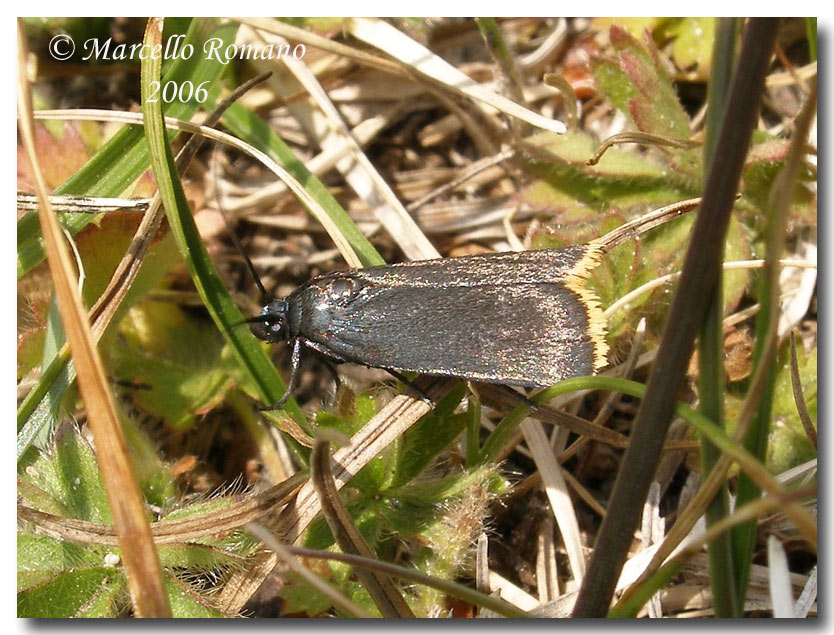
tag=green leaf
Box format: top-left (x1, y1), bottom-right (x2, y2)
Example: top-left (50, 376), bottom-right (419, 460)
top-left (724, 341), bottom-right (817, 475)
top-left (303, 499), bottom-right (383, 552)
top-left (17, 562), bottom-right (123, 618)
top-left (743, 137), bottom-right (818, 228)
top-left (157, 540), bottom-right (251, 572)
top-left (390, 384), bottom-right (469, 489)
top-left (316, 392), bottom-right (395, 493)
top-left (665, 17), bottom-right (716, 73)
top-left (722, 215), bottom-right (753, 312)
top-left (278, 571), bottom-right (336, 617)
top-left (519, 131), bottom-right (692, 214)
top-left (17, 532), bottom-right (101, 592)
top-left (18, 425), bottom-right (113, 524)
top-left (107, 300), bottom-right (233, 430)
top-left (165, 576), bottom-right (224, 618)
top-left (768, 342), bottom-right (817, 474)
top-left (121, 417), bottom-right (176, 507)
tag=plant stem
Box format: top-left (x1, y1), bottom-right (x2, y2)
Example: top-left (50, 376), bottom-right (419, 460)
top-left (571, 18), bottom-right (780, 617)
top-left (699, 16), bottom-right (742, 618)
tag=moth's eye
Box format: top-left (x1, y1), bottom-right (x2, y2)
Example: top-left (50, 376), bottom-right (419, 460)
top-left (329, 277), bottom-right (358, 301)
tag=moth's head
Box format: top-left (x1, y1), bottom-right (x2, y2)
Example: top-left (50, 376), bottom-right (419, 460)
top-left (248, 300), bottom-right (289, 343)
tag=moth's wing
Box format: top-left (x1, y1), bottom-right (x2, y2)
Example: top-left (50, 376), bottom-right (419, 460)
top-left (319, 262), bottom-right (605, 386)
top-left (355, 245), bottom-right (593, 288)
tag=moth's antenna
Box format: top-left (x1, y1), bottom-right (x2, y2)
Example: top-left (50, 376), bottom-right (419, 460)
top-left (593, 197), bottom-right (703, 253)
top-left (211, 146), bottom-right (271, 304)
top-left (180, 70), bottom-right (274, 305)
top-left (238, 314), bottom-right (273, 325)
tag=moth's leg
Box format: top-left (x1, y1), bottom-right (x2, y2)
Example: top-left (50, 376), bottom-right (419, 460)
top-left (290, 339), bottom-right (346, 403)
top-left (315, 355), bottom-right (342, 396)
top-left (260, 337), bottom-right (304, 411)
top-left (384, 369), bottom-right (434, 406)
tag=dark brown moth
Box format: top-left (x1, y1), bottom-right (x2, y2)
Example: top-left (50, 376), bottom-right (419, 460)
top-left (246, 200), bottom-right (699, 408)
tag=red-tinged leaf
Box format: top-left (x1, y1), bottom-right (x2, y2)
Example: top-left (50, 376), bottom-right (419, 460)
top-left (72, 212), bottom-right (179, 312)
top-left (746, 139), bottom-right (793, 165)
top-left (620, 50), bottom-right (658, 99)
top-left (591, 17), bottom-right (664, 39)
top-left (18, 123), bottom-right (91, 191)
top-left (17, 297), bottom-right (50, 379)
top-left (595, 26), bottom-right (692, 143)
top-left (131, 170), bottom-right (157, 198)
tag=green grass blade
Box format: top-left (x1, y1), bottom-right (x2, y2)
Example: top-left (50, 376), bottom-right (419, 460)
top-left (220, 101), bottom-right (385, 268)
top-left (731, 81), bottom-right (817, 606)
top-left (806, 18), bottom-right (817, 61)
top-left (698, 17), bottom-right (741, 617)
top-left (140, 22), bottom-right (307, 430)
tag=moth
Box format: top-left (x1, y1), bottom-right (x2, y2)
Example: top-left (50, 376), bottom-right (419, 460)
top-left (246, 200), bottom-right (698, 408)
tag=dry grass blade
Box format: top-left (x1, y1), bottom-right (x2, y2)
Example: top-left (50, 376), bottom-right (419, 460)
top-left (619, 385), bottom-right (818, 606)
top-left (520, 418), bottom-right (585, 582)
top-left (246, 26), bottom-right (438, 261)
top-left (487, 572), bottom-right (541, 611)
top-left (475, 533), bottom-right (490, 595)
top-left (641, 482), bottom-right (665, 618)
top-left (235, 17), bottom-right (404, 76)
top-left (247, 523), bottom-right (371, 618)
top-left (347, 18), bottom-right (566, 134)
top-left (16, 192), bottom-right (152, 213)
top-left (18, 473), bottom-right (305, 546)
top-left (311, 438), bottom-right (415, 617)
top-left (767, 536), bottom-right (795, 617)
top-left (586, 131), bottom-right (700, 166)
top-left (216, 378), bottom-right (456, 614)
top-left (605, 259), bottom-right (817, 318)
top-left (223, 105), bottom-right (400, 214)
top-left (32, 109), bottom-right (365, 268)
top-left (614, 483), bottom-right (816, 616)
top-left (794, 565), bottom-right (817, 618)
top-left (480, 387), bottom-right (695, 452)
top-left (668, 553), bottom-right (814, 616)
top-left (16, 19), bottom-right (169, 618)
top-left (407, 149), bottom-right (516, 212)
top-left (535, 517), bottom-right (559, 603)
top-left (278, 378), bottom-right (455, 543)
